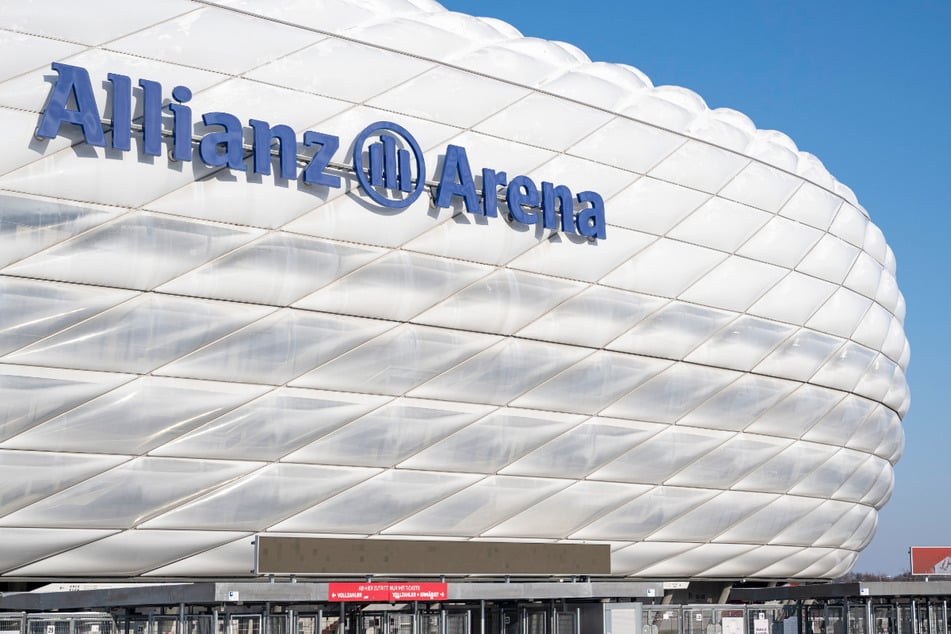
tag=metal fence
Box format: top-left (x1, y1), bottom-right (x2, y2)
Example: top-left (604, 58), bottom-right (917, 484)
top-left (0, 613), bottom-right (115, 634)
top-left (0, 601), bottom-right (947, 634)
top-left (642, 603), bottom-right (950, 634)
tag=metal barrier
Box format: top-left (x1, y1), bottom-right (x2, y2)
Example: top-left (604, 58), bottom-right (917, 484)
top-left (1, 600), bottom-right (948, 634)
top-left (0, 614), bottom-right (115, 634)
top-left (0, 615), bottom-right (25, 634)
top-left (643, 605), bottom-right (793, 634)
top-left (641, 603), bottom-right (951, 634)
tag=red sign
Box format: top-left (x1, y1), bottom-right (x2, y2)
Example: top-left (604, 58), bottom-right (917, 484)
top-left (910, 547), bottom-right (951, 575)
top-left (328, 582), bottom-right (448, 602)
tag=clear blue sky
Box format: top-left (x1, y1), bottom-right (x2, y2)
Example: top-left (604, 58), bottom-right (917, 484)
top-left (439, 0), bottom-right (951, 575)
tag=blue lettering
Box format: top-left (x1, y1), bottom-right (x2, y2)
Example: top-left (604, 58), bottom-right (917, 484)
top-left (139, 78), bottom-right (163, 156)
top-left (250, 119), bottom-right (297, 179)
top-left (36, 62), bottom-right (105, 146)
top-left (507, 175), bottom-right (539, 225)
top-left (576, 191), bottom-right (606, 239)
top-left (541, 181), bottom-right (575, 233)
top-left (302, 131), bottom-right (340, 187)
top-left (199, 112), bottom-right (246, 170)
top-left (169, 85), bottom-right (193, 161)
top-left (435, 144), bottom-right (480, 214)
top-left (481, 168), bottom-right (507, 218)
top-left (35, 63), bottom-right (607, 239)
top-left (107, 73), bottom-right (132, 151)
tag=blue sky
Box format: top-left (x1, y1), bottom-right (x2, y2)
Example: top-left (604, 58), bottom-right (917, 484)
top-left (439, 0), bottom-right (951, 575)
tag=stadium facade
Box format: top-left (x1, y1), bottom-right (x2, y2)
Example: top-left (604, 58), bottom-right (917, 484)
top-left (0, 0), bottom-right (909, 584)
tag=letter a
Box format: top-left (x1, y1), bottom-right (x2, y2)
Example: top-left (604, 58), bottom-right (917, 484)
top-left (434, 145), bottom-right (480, 214)
top-left (198, 112), bottom-right (247, 170)
top-left (575, 191), bottom-right (606, 240)
top-left (36, 62), bottom-right (106, 146)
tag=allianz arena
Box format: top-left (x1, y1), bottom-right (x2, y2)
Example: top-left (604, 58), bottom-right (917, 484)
top-left (0, 0), bottom-right (909, 582)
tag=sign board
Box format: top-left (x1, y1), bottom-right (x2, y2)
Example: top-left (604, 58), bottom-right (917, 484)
top-left (723, 617), bottom-right (744, 634)
top-left (255, 535), bottom-right (610, 575)
top-left (328, 582), bottom-right (447, 602)
top-left (910, 547), bottom-right (951, 575)
top-left (754, 619), bottom-right (769, 634)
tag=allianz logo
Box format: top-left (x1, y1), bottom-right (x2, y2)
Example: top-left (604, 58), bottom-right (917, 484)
top-left (36, 62), bottom-right (607, 240)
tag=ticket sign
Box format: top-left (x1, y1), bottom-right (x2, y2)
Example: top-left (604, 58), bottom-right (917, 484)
top-left (328, 582), bottom-right (448, 602)
top-left (910, 547), bottom-right (951, 575)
